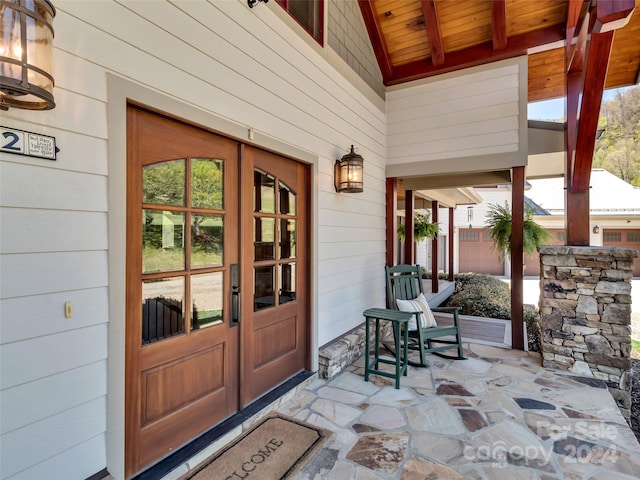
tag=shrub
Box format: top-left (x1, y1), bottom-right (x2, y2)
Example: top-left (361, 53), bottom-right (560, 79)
top-left (444, 273), bottom-right (541, 352)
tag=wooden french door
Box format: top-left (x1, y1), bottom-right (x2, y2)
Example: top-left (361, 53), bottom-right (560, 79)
top-left (239, 146), bottom-right (309, 406)
top-left (125, 107), bottom-right (308, 477)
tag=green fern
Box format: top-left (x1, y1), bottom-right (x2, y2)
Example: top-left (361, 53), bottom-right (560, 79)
top-left (485, 203), bottom-right (552, 258)
top-left (397, 212), bottom-right (439, 242)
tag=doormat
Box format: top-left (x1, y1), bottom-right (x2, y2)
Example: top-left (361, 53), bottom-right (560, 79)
top-left (181, 414), bottom-right (330, 480)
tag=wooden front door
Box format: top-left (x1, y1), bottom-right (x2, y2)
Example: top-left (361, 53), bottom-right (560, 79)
top-left (125, 107), bottom-right (309, 477)
top-left (239, 146), bottom-right (309, 406)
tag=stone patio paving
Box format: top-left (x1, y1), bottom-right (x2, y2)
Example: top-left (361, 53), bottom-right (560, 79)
top-left (277, 343), bottom-right (640, 480)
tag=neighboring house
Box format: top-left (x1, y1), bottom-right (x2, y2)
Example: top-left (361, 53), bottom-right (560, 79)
top-left (448, 169), bottom-right (640, 277)
top-left (1, 2), bottom-right (639, 480)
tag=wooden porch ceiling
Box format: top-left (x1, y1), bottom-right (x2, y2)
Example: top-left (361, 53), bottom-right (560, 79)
top-left (359, 0), bottom-right (640, 102)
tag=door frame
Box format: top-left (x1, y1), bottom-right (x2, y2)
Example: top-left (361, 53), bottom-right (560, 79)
top-left (106, 74), bottom-right (319, 479)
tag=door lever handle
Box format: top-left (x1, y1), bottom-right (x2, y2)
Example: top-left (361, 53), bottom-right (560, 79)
top-left (231, 286), bottom-right (240, 326)
top-left (231, 264), bottom-right (240, 326)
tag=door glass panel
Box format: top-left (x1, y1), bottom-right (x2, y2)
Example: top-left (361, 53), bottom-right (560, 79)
top-left (191, 272), bottom-right (223, 330)
top-left (142, 277), bottom-right (185, 345)
top-left (279, 182), bottom-right (296, 215)
top-left (254, 217), bottom-right (275, 261)
top-left (192, 159), bottom-right (223, 209)
top-left (254, 170), bottom-right (275, 213)
top-left (279, 263), bottom-right (296, 305)
top-left (254, 265), bottom-right (275, 311)
top-left (280, 219), bottom-right (296, 259)
top-left (143, 160), bottom-right (185, 206)
top-left (191, 214), bottom-right (223, 268)
top-left (143, 210), bottom-right (185, 273)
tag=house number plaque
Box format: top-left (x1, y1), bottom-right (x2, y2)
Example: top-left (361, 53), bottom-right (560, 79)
top-left (1, 126), bottom-right (58, 160)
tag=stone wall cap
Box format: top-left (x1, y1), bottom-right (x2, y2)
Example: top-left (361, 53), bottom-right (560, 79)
top-left (538, 245), bottom-right (638, 258)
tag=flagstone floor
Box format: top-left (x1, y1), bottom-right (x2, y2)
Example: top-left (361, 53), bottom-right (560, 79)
top-left (277, 343), bottom-right (640, 480)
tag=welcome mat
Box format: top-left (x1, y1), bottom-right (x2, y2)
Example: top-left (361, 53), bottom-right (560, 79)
top-left (181, 414), bottom-right (329, 480)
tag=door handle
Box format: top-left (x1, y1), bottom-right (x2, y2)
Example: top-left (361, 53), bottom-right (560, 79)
top-left (231, 264), bottom-right (240, 326)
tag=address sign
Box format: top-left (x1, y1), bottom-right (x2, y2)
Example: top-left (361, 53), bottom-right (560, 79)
top-left (1, 126), bottom-right (57, 160)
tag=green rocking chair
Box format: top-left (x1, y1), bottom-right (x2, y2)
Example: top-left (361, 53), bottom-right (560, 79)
top-left (385, 264), bottom-right (466, 366)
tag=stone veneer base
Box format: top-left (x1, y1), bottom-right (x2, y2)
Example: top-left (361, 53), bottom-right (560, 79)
top-left (319, 322), bottom-right (392, 379)
top-left (539, 245), bottom-right (637, 420)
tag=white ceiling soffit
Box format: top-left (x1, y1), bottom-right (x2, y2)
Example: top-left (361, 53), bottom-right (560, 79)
top-left (526, 120), bottom-right (566, 179)
top-left (526, 152), bottom-right (565, 179)
top-left (416, 187), bottom-right (483, 208)
top-left (402, 170), bottom-right (513, 190)
top-left (398, 187), bottom-right (483, 209)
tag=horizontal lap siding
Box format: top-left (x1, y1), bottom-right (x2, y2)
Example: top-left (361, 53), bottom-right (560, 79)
top-left (387, 61), bottom-right (523, 169)
top-left (0, 1), bottom-right (386, 477)
top-left (1, 398), bottom-right (107, 479)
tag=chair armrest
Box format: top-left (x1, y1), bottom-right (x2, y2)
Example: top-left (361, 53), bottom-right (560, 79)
top-left (432, 306), bottom-right (462, 327)
top-left (431, 306), bottom-right (460, 314)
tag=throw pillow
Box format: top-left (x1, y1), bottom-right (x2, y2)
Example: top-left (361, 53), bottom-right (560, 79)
top-left (396, 293), bottom-right (438, 330)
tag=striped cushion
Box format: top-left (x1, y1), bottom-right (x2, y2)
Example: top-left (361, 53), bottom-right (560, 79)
top-left (396, 293), bottom-right (438, 330)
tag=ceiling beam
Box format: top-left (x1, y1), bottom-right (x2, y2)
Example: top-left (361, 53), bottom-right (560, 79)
top-left (566, 0), bottom-right (590, 73)
top-left (565, 0), bottom-right (586, 57)
top-left (402, 170), bottom-right (512, 190)
top-left (358, 0), bottom-right (394, 80)
top-left (492, 0), bottom-right (507, 51)
top-left (421, 0), bottom-right (444, 65)
top-left (593, 0), bottom-right (636, 32)
top-left (386, 25), bottom-right (564, 86)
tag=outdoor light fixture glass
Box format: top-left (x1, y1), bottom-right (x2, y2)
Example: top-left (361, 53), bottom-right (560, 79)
top-left (1, 0), bottom-right (56, 110)
top-left (334, 145), bottom-right (363, 193)
top-left (593, 225), bottom-right (600, 234)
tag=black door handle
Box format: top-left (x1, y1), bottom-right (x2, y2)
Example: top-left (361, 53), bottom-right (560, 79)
top-left (231, 264), bottom-right (240, 326)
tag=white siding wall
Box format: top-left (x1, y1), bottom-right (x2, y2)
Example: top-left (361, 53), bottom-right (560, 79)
top-left (0, 1), bottom-right (386, 479)
top-left (414, 207), bottom-right (449, 270)
top-left (454, 188), bottom-right (512, 229)
top-left (386, 58), bottom-right (527, 176)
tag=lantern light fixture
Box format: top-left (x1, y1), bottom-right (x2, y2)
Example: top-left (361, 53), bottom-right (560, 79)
top-left (1, 0), bottom-right (56, 110)
top-left (247, 0), bottom-right (268, 8)
top-left (592, 225), bottom-right (600, 234)
top-left (334, 145), bottom-right (364, 193)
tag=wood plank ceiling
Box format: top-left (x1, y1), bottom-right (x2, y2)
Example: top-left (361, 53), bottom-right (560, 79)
top-left (359, 0), bottom-right (640, 103)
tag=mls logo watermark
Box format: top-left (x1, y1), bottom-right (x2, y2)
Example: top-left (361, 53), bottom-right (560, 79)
top-left (463, 420), bottom-right (620, 469)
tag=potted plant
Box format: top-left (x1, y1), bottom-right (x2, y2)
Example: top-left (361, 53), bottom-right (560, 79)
top-left (397, 212), bottom-right (439, 242)
top-left (485, 203), bottom-right (551, 259)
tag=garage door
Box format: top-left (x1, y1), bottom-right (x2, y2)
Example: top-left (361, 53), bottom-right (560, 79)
top-left (458, 229), bottom-right (504, 275)
top-left (603, 229), bottom-right (640, 277)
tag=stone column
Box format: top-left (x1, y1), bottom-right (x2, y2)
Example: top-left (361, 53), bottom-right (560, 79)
top-left (538, 246), bottom-right (637, 420)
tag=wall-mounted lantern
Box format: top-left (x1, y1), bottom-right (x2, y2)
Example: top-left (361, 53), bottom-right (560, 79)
top-left (592, 225), bottom-right (600, 234)
top-left (0, 0), bottom-right (56, 110)
top-left (334, 145), bottom-right (363, 193)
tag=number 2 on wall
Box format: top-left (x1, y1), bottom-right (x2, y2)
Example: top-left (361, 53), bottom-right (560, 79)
top-left (2, 131), bottom-right (21, 151)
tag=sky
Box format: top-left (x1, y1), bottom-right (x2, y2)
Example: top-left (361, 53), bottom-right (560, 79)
top-left (527, 86), bottom-right (632, 121)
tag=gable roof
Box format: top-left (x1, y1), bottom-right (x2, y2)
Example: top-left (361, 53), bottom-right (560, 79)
top-left (526, 169), bottom-right (640, 215)
top-left (359, 0), bottom-right (640, 102)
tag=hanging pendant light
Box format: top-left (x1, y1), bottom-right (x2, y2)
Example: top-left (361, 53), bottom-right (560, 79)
top-left (1, 0), bottom-right (56, 110)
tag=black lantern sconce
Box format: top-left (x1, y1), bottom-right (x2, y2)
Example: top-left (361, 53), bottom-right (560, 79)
top-left (1, 0), bottom-right (56, 110)
top-left (334, 145), bottom-right (364, 193)
top-left (592, 225), bottom-right (600, 234)
top-left (248, 0), bottom-right (268, 8)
